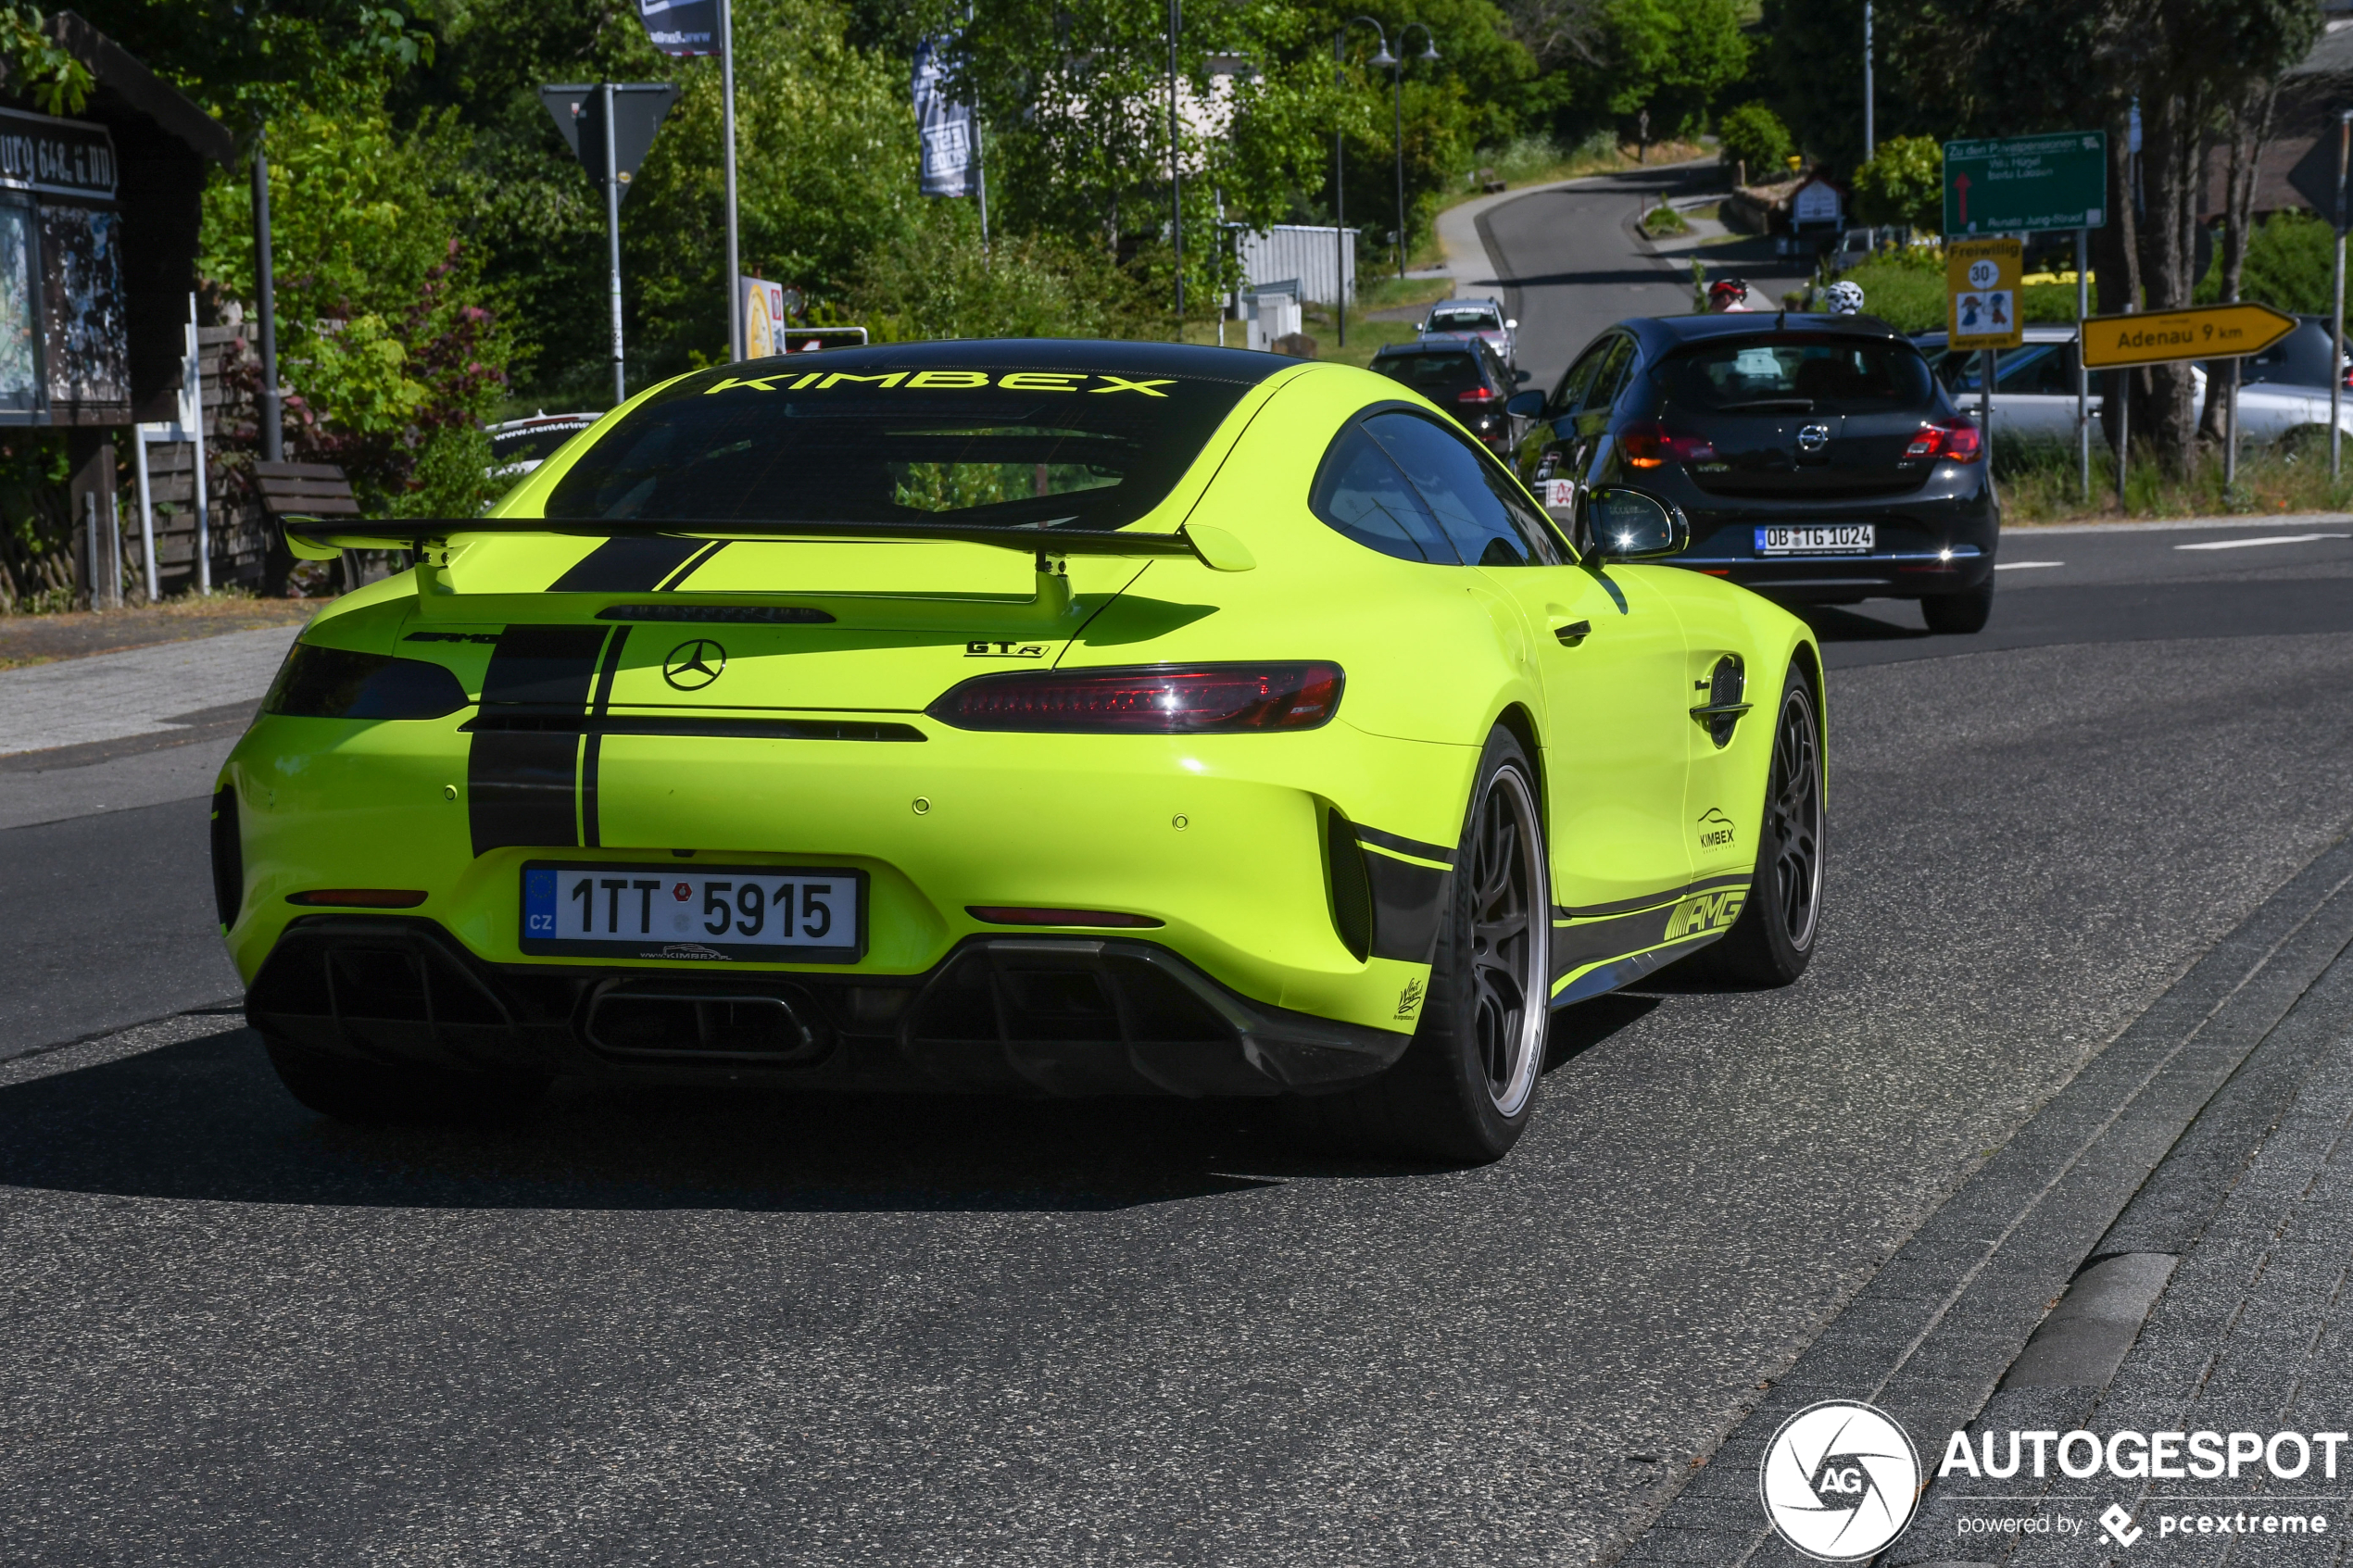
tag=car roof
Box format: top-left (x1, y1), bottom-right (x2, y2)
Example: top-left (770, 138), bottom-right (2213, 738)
top-left (674, 338), bottom-right (1295, 386)
top-left (1376, 338), bottom-right (1482, 357)
top-left (1910, 325), bottom-right (2079, 347)
top-left (1619, 313), bottom-right (1914, 355)
top-left (1428, 298), bottom-right (1501, 311)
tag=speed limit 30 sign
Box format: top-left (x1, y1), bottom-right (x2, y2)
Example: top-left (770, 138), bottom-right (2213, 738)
top-left (1946, 237), bottom-right (2023, 351)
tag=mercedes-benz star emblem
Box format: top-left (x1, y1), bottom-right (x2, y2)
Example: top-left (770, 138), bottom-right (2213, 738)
top-left (662, 638), bottom-right (726, 690)
top-left (1798, 422), bottom-right (1831, 453)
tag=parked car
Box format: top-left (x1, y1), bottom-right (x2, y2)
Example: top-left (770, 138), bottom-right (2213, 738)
top-left (487, 411), bottom-right (602, 481)
top-left (1419, 297), bottom-right (1517, 370)
top-left (1507, 313), bottom-right (1998, 633)
top-left (1370, 336), bottom-right (1522, 455)
top-left (1913, 325), bottom-right (2353, 449)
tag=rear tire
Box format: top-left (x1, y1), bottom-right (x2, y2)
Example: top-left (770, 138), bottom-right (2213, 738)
top-left (264, 1036), bottom-right (549, 1125)
top-left (1290, 727), bottom-right (1550, 1163)
top-left (1698, 671), bottom-right (1824, 988)
top-left (1921, 581), bottom-right (1994, 634)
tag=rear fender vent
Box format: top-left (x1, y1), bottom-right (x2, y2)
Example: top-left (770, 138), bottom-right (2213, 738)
top-left (209, 785), bottom-right (243, 928)
top-left (1325, 807), bottom-right (1374, 962)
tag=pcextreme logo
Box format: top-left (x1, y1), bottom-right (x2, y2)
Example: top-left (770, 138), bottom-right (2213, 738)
top-left (1759, 1400), bottom-right (1922, 1562)
top-left (1666, 886), bottom-right (1747, 941)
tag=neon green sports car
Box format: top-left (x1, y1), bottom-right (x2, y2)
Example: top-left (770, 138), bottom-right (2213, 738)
top-left (219, 339), bottom-right (1824, 1161)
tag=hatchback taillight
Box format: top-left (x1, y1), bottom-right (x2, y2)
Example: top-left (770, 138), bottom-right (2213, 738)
top-left (1457, 386), bottom-right (1500, 405)
top-left (928, 663), bottom-right (1345, 734)
top-left (1619, 420), bottom-right (1717, 468)
top-left (1905, 418), bottom-right (1983, 462)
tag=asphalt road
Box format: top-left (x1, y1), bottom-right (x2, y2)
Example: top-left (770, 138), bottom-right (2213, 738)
top-left (5, 523), bottom-right (2353, 1563)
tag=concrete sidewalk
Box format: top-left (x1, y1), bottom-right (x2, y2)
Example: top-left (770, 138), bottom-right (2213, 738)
top-left (0, 623), bottom-right (297, 830)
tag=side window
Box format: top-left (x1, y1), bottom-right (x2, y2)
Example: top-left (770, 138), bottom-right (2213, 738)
top-left (1551, 340), bottom-right (1612, 415)
top-left (1589, 336), bottom-right (1638, 414)
top-left (1308, 421), bottom-right (1461, 564)
top-left (1363, 411), bottom-right (1565, 568)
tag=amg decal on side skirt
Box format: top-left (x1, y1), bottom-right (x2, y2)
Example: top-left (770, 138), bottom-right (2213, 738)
top-left (1664, 887), bottom-right (1747, 941)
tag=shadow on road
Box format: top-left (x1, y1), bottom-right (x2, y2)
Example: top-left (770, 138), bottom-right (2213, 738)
top-left (0, 1012), bottom-right (1653, 1212)
top-left (1796, 604), bottom-right (1930, 642)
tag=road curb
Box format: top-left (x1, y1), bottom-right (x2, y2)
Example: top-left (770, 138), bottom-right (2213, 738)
top-left (1608, 832), bottom-right (2353, 1566)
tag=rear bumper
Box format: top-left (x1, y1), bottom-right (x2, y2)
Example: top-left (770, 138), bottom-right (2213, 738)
top-left (246, 916), bottom-right (1414, 1098)
top-left (1667, 477), bottom-right (1999, 602)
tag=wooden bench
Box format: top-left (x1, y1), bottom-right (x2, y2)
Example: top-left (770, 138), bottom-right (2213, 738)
top-left (253, 460), bottom-right (397, 591)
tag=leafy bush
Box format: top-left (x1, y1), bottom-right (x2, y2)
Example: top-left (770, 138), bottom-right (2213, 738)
top-left (2195, 209), bottom-right (2334, 314)
top-left (848, 207), bottom-right (1163, 343)
top-left (1851, 135), bottom-right (1943, 232)
top-left (1717, 102), bottom-right (1791, 180)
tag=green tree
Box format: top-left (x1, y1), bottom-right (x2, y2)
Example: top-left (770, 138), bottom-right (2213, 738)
top-left (1849, 133), bottom-right (1940, 229)
top-left (1573, 0), bottom-right (1747, 135)
top-left (1716, 101), bottom-right (1790, 179)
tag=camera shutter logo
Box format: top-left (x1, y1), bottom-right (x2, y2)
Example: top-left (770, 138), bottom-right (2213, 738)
top-left (663, 639), bottom-right (726, 691)
top-left (1757, 1399), bottom-right (1921, 1561)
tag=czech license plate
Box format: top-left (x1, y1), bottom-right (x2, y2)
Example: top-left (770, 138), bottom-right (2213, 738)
top-left (1756, 524), bottom-right (1874, 555)
top-left (521, 863), bottom-right (864, 963)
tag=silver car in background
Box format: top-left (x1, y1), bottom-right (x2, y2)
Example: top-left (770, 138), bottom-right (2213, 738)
top-left (1420, 297), bottom-right (1518, 372)
top-left (1914, 323), bottom-right (2352, 449)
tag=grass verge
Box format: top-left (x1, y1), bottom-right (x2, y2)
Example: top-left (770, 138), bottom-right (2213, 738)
top-left (1999, 438), bottom-right (2353, 524)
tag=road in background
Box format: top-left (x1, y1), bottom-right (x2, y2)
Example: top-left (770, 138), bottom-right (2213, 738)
top-left (4, 549), bottom-right (2353, 1562)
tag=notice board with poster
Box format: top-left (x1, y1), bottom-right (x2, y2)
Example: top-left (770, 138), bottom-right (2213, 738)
top-left (0, 103), bottom-right (125, 424)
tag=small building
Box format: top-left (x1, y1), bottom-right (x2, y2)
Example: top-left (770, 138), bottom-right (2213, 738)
top-left (0, 11), bottom-right (233, 604)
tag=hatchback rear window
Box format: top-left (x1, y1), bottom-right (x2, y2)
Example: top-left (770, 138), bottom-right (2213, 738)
top-left (1428, 307), bottom-right (1498, 332)
top-left (1659, 335), bottom-right (1932, 414)
top-left (543, 356), bottom-right (1265, 532)
top-left (1371, 351), bottom-right (1486, 400)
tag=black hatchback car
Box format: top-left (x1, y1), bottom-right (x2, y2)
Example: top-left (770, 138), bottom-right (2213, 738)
top-left (1507, 314), bottom-right (1998, 632)
top-left (1371, 336), bottom-right (1518, 455)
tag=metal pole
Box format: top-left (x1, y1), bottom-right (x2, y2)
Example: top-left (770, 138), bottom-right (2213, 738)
top-left (2115, 369), bottom-right (2130, 511)
top-left (132, 428), bottom-right (157, 602)
top-left (189, 297), bottom-right (210, 593)
top-left (82, 492), bottom-right (97, 609)
top-left (1392, 58), bottom-right (1404, 279)
top-left (1861, 2), bottom-right (1874, 161)
top-left (2076, 227), bottom-right (2089, 502)
top-left (1168, 0), bottom-right (1182, 329)
top-left (1981, 348), bottom-right (1994, 474)
top-left (2225, 358), bottom-right (2240, 486)
top-left (975, 116), bottom-right (989, 255)
top-left (603, 82), bottom-right (625, 406)
top-left (252, 126), bottom-right (283, 463)
top-left (1334, 31), bottom-right (1346, 348)
top-left (721, 0), bottom-right (742, 362)
top-left (107, 489), bottom-right (121, 607)
top-left (2333, 112), bottom-right (2348, 482)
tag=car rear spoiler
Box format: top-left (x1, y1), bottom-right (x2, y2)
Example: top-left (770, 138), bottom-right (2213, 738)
top-left (280, 514), bottom-right (1256, 572)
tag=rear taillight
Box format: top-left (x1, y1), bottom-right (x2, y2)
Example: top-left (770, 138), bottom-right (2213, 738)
top-left (1618, 420), bottom-right (1716, 469)
top-left (1457, 386), bottom-right (1500, 405)
top-left (928, 663), bottom-right (1344, 734)
top-left (1906, 419), bottom-right (1983, 462)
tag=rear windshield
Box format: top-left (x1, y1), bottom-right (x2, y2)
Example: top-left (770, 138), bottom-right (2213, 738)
top-left (1659, 335), bottom-right (1932, 414)
top-left (1428, 307), bottom-right (1497, 332)
top-left (543, 361), bottom-right (1260, 531)
top-left (1371, 351), bottom-right (1486, 400)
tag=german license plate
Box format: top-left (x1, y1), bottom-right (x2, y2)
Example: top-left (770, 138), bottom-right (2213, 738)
top-left (1757, 524), bottom-right (1874, 555)
top-left (521, 862), bottom-right (864, 963)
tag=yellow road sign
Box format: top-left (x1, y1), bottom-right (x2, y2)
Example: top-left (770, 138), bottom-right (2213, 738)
top-left (2080, 302), bottom-right (2297, 369)
top-left (1947, 237), bottom-right (2023, 351)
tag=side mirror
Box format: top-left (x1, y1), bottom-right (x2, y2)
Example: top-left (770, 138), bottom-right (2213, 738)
top-left (1505, 319), bottom-right (1519, 330)
top-left (1584, 488), bottom-right (1689, 561)
top-left (1504, 390), bottom-right (1546, 418)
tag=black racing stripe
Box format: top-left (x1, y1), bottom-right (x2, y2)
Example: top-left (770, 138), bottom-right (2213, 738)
top-left (1552, 871), bottom-right (1750, 922)
top-left (1354, 823), bottom-right (1455, 866)
top-left (1548, 878), bottom-right (1753, 985)
top-left (654, 541), bottom-right (725, 589)
top-left (579, 626), bottom-right (631, 849)
top-left (547, 536), bottom-right (711, 593)
top-left (468, 625), bottom-right (607, 855)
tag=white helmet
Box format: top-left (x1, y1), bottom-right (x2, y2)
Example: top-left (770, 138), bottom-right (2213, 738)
top-left (1824, 280), bottom-right (1866, 316)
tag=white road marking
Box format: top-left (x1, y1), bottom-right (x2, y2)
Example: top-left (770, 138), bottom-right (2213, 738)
top-left (1995, 560), bottom-right (2065, 571)
top-left (2173, 533), bottom-right (2350, 551)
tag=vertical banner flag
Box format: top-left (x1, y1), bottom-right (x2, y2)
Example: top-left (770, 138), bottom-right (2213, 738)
top-left (912, 37), bottom-right (976, 197)
top-left (635, 0), bottom-right (717, 56)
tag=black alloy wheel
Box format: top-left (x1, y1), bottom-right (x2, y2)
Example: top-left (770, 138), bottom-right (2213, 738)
top-left (1700, 671), bottom-right (1824, 987)
top-left (1290, 726), bottom-right (1550, 1162)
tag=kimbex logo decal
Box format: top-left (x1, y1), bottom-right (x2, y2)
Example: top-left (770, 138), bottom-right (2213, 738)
top-left (1759, 1401), bottom-right (1922, 1561)
top-left (703, 370), bottom-right (1178, 396)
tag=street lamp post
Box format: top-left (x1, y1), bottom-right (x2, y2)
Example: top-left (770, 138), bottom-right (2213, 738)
top-left (1390, 24), bottom-right (1439, 279)
top-left (1168, 0), bottom-right (1183, 330)
top-left (1335, 17), bottom-right (1389, 348)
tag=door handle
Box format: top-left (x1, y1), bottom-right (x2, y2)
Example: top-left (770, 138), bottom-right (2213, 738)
top-left (1554, 620), bottom-right (1592, 646)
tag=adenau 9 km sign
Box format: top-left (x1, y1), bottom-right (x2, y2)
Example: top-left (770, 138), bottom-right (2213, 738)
top-left (1943, 132), bottom-right (2107, 235)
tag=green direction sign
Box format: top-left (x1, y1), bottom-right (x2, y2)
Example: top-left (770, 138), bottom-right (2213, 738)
top-left (1943, 132), bottom-right (2108, 234)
